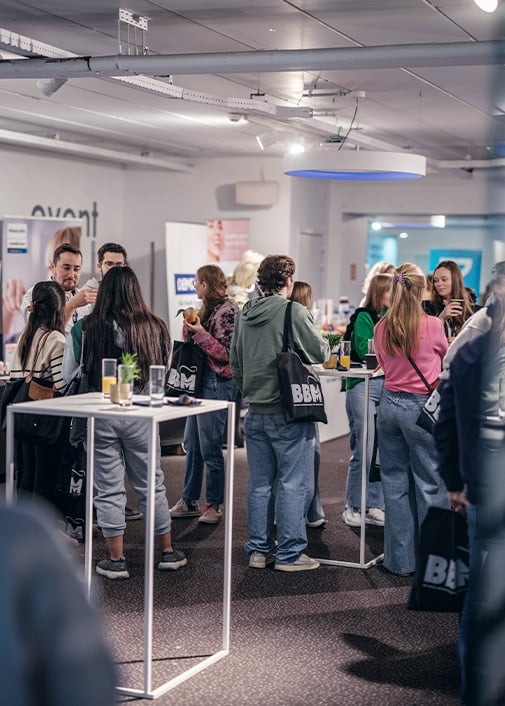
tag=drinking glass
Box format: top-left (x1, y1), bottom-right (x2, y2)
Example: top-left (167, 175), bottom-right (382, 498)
top-left (149, 365), bottom-right (166, 407)
top-left (340, 340), bottom-right (351, 369)
top-left (117, 364), bottom-right (134, 407)
top-left (101, 358), bottom-right (117, 398)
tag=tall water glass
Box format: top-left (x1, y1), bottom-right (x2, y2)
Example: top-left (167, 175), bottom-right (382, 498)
top-left (101, 358), bottom-right (117, 398)
top-left (150, 365), bottom-right (166, 406)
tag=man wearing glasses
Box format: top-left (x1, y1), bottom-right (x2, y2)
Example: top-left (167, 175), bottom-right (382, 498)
top-left (85, 242), bottom-right (127, 289)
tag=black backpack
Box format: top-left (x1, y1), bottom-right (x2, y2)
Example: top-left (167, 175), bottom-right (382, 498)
top-left (343, 306), bottom-right (379, 363)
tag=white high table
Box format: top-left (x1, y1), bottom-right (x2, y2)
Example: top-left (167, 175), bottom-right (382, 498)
top-left (314, 365), bottom-right (384, 570)
top-left (5, 392), bottom-right (235, 700)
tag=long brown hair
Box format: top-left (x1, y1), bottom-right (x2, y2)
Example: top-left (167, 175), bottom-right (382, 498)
top-left (290, 281), bottom-right (312, 310)
top-left (363, 273), bottom-right (392, 315)
top-left (82, 266), bottom-right (170, 388)
top-left (196, 264), bottom-right (228, 323)
top-left (377, 263), bottom-right (426, 357)
top-left (432, 260), bottom-right (474, 329)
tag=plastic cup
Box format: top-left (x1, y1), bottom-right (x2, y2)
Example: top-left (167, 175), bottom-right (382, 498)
top-left (101, 358), bottom-right (117, 398)
top-left (149, 365), bottom-right (166, 407)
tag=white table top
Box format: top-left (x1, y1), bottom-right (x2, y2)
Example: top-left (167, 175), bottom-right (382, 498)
top-left (8, 392), bottom-right (229, 421)
top-left (314, 364), bottom-right (376, 379)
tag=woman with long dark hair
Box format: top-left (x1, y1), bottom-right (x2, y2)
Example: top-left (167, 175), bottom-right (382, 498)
top-left (170, 265), bottom-right (238, 524)
top-left (10, 280), bottom-right (67, 503)
top-left (425, 260), bottom-right (474, 340)
top-left (62, 266), bottom-right (186, 579)
top-left (374, 263), bottom-right (449, 576)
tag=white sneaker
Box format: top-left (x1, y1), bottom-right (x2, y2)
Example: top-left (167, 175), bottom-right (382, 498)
top-left (366, 508), bottom-right (385, 526)
top-left (342, 506), bottom-right (362, 527)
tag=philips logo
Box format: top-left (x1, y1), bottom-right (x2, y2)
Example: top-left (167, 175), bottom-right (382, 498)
top-left (175, 274), bottom-right (196, 295)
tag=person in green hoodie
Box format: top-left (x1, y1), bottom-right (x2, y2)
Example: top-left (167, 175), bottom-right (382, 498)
top-left (342, 272), bottom-right (392, 528)
top-left (230, 255), bottom-right (329, 572)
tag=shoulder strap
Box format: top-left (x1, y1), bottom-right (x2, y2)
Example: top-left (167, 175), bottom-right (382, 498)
top-left (406, 355), bottom-right (433, 393)
top-left (282, 301), bottom-right (294, 353)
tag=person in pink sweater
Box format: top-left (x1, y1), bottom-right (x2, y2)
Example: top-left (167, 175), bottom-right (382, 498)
top-left (374, 263), bottom-right (450, 576)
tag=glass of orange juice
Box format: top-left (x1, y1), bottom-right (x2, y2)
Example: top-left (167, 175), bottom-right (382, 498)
top-left (102, 358), bottom-right (117, 398)
top-left (340, 340), bottom-right (351, 369)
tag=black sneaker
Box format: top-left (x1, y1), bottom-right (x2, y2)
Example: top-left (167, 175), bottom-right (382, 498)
top-left (125, 506), bottom-right (143, 521)
top-left (96, 557), bottom-right (129, 579)
top-left (158, 549), bottom-right (187, 571)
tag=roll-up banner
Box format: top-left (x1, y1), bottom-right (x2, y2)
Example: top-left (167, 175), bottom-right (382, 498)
top-left (165, 219), bottom-right (249, 341)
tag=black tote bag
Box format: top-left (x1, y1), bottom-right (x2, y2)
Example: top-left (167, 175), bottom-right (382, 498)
top-left (166, 340), bottom-right (206, 397)
top-left (408, 506), bottom-right (469, 613)
top-left (276, 302), bottom-right (327, 425)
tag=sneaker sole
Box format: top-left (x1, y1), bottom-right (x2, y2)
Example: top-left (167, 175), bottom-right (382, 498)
top-left (125, 513), bottom-right (143, 521)
top-left (365, 518), bottom-right (385, 526)
top-left (95, 566), bottom-right (130, 580)
top-left (342, 513), bottom-right (362, 528)
top-left (249, 557), bottom-right (275, 569)
top-left (198, 515), bottom-right (222, 524)
top-left (306, 518), bottom-right (327, 528)
top-left (170, 511), bottom-right (201, 518)
top-left (158, 557), bottom-right (188, 571)
top-left (274, 561), bottom-right (320, 572)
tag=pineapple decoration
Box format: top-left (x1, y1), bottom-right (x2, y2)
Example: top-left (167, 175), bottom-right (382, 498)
top-left (322, 332), bottom-right (342, 369)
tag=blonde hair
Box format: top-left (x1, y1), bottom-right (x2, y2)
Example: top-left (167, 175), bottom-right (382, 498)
top-left (362, 261), bottom-right (395, 296)
top-left (231, 250), bottom-right (264, 289)
top-left (290, 281), bottom-right (313, 309)
top-left (377, 263), bottom-right (426, 357)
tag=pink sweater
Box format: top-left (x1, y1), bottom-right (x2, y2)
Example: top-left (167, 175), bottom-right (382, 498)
top-left (374, 315), bottom-right (448, 393)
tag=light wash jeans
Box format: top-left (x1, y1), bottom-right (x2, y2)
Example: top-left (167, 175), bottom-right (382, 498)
top-left (306, 426), bottom-right (324, 523)
top-left (377, 389), bottom-right (449, 574)
top-left (344, 377), bottom-right (384, 511)
top-left (92, 418), bottom-right (171, 538)
top-left (244, 412), bottom-right (315, 564)
top-left (182, 369), bottom-right (236, 506)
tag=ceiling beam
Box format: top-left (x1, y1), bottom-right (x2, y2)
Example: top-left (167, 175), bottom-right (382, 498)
top-left (0, 41), bottom-right (500, 80)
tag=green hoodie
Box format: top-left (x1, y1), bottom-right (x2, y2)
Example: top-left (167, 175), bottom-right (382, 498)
top-left (230, 295), bottom-right (329, 414)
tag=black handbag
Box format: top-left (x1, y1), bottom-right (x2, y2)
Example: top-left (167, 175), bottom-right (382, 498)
top-left (408, 506), bottom-right (469, 613)
top-left (407, 355), bottom-right (440, 434)
top-left (166, 340), bottom-right (206, 397)
top-left (1, 376), bottom-right (64, 445)
top-left (277, 302), bottom-right (327, 424)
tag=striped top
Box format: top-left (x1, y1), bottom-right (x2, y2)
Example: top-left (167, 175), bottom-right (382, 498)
top-left (10, 329), bottom-right (66, 391)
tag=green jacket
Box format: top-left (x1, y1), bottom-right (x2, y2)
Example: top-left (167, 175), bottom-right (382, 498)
top-left (346, 309), bottom-right (378, 391)
top-left (230, 295), bottom-right (329, 414)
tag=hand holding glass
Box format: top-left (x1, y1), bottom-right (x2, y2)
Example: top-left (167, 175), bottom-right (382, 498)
top-left (101, 358), bottom-right (117, 398)
top-left (149, 365), bottom-right (166, 406)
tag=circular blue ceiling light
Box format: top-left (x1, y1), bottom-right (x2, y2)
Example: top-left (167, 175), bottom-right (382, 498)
top-left (284, 150), bottom-right (426, 181)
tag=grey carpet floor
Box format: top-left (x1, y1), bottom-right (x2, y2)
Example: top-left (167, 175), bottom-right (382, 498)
top-left (81, 434), bottom-right (460, 706)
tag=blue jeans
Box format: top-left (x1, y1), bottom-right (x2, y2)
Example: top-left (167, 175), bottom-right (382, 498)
top-left (244, 412), bottom-right (315, 564)
top-left (92, 418), bottom-right (171, 538)
top-left (182, 369), bottom-right (236, 506)
top-left (377, 389), bottom-right (449, 574)
top-left (345, 377), bottom-right (384, 510)
top-left (306, 426), bottom-right (325, 522)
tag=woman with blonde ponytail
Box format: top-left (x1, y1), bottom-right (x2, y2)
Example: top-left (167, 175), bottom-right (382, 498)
top-left (373, 263), bottom-right (450, 576)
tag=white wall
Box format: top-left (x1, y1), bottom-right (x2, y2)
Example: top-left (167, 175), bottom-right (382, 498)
top-left (0, 144), bottom-right (500, 326)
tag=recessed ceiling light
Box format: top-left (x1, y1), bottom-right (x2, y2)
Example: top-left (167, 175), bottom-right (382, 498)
top-left (371, 222), bottom-right (382, 231)
top-left (473, 0), bottom-right (497, 12)
top-left (399, 232), bottom-right (409, 239)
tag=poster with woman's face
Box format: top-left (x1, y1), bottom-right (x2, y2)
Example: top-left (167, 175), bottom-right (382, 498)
top-left (165, 219), bottom-right (249, 339)
top-left (1, 216), bottom-right (82, 353)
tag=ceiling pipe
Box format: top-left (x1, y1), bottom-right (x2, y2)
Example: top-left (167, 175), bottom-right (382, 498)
top-left (0, 41), bottom-right (500, 80)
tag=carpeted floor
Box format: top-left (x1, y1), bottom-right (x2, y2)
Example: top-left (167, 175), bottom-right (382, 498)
top-left (77, 433), bottom-right (460, 706)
